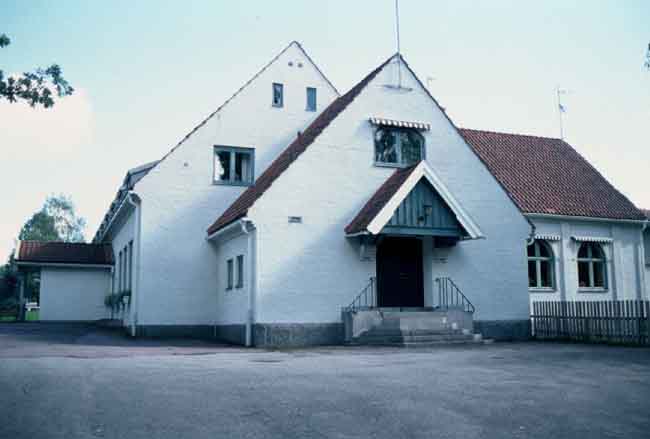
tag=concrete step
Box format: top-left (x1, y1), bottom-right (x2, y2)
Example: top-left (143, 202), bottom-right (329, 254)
top-left (348, 337), bottom-right (483, 347)
top-left (356, 334), bottom-right (474, 344)
top-left (363, 328), bottom-right (464, 337)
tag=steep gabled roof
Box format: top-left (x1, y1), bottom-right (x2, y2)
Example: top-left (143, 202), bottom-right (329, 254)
top-left (460, 129), bottom-right (645, 221)
top-left (95, 41), bottom-right (336, 242)
top-left (345, 161), bottom-right (483, 238)
top-left (345, 165), bottom-right (418, 235)
top-left (93, 160), bottom-right (159, 242)
top-left (15, 241), bottom-right (114, 266)
top-left (207, 55), bottom-right (395, 235)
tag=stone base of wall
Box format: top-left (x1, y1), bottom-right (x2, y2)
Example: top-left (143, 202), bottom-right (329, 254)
top-left (473, 319), bottom-right (531, 341)
top-left (135, 325), bottom-right (213, 339)
top-left (214, 324), bottom-right (246, 345)
top-left (253, 323), bottom-right (344, 348)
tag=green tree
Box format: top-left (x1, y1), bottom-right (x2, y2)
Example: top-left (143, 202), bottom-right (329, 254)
top-left (18, 211), bottom-right (59, 242)
top-left (645, 42), bottom-right (650, 70)
top-left (0, 33), bottom-right (74, 108)
top-left (18, 194), bottom-right (86, 243)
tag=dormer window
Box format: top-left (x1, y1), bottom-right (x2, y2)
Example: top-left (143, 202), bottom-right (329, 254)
top-left (272, 83), bottom-right (283, 107)
top-left (214, 146), bottom-right (254, 186)
top-left (374, 127), bottom-right (424, 167)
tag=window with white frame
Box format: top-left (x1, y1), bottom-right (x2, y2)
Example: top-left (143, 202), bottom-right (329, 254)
top-left (306, 87), bottom-right (317, 111)
top-left (236, 255), bottom-right (244, 289)
top-left (577, 242), bottom-right (607, 289)
top-left (374, 127), bottom-right (424, 166)
top-left (527, 239), bottom-right (554, 289)
top-left (226, 259), bottom-right (234, 291)
top-left (214, 146), bottom-right (254, 186)
top-left (272, 83), bottom-right (283, 107)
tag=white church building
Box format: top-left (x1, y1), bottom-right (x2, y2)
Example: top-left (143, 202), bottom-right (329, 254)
top-left (15, 42), bottom-right (649, 347)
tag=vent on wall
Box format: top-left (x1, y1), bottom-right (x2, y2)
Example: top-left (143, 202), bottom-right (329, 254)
top-left (288, 216), bottom-right (303, 224)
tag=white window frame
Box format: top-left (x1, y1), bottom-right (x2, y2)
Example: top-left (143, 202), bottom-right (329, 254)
top-left (226, 259), bottom-right (234, 291)
top-left (374, 127), bottom-right (425, 168)
top-left (527, 239), bottom-right (555, 291)
top-left (272, 83), bottom-right (283, 108)
top-left (236, 255), bottom-right (244, 289)
top-left (577, 242), bottom-right (608, 291)
top-left (306, 87), bottom-right (317, 112)
top-left (213, 146), bottom-right (255, 186)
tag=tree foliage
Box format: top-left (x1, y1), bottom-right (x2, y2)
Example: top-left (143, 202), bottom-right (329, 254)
top-left (645, 42), bottom-right (650, 70)
top-left (0, 33), bottom-right (74, 108)
top-left (18, 194), bottom-right (87, 243)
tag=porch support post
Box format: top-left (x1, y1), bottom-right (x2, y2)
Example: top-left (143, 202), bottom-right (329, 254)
top-left (18, 271), bottom-right (26, 321)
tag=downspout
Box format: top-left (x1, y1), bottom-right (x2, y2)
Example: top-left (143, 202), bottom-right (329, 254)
top-left (240, 218), bottom-right (256, 347)
top-left (125, 193), bottom-right (142, 337)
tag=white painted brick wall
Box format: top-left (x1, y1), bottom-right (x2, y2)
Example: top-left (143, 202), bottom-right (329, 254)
top-left (107, 210), bottom-right (136, 324)
top-left (214, 232), bottom-right (249, 325)
top-left (131, 43), bottom-right (338, 326)
top-left (250, 58), bottom-right (532, 324)
top-left (530, 217), bottom-right (647, 307)
top-left (40, 268), bottom-right (111, 321)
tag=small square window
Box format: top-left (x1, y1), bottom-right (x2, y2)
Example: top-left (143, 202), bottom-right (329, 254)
top-left (306, 87), bottom-right (317, 112)
top-left (236, 255), bottom-right (244, 289)
top-left (272, 83), bottom-right (283, 107)
top-left (214, 146), bottom-right (254, 186)
top-left (226, 259), bottom-right (234, 290)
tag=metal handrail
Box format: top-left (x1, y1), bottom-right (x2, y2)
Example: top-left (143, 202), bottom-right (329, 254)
top-left (434, 277), bottom-right (475, 313)
top-left (343, 277), bottom-right (377, 312)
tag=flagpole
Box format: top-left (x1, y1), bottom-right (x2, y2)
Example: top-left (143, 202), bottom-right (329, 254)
top-left (395, 0), bottom-right (402, 88)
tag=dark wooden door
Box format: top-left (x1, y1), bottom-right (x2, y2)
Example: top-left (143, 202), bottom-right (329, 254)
top-left (376, 237), bottom-right (424, 307)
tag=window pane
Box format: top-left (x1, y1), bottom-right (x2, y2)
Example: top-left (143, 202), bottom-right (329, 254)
top-left (306, 87), bottom-right (316, 111)
top-left (400, 130), bottom-right (423, 165)
top-left (528, 261), bottom-right (537, 287)
top-left (273, 83), bottom-right (283, 107)
top-left (593, 262), bottom-right (605, 287)
top-left (227, 259), bottom-right (233, 290)
top-left (578, 261), bottom-right (590, 287)
top-left (375, 129), bottom-right (398, 163)
top-left (540, 260), bottom-right (552, 288)
top-left (236, 255), bottom-right (244, 288)
top-left (578, 243), bottom-right (589, 259)
top-left (527, 243), bottom-right (535, 257)
top-left (538, 241), bottom-right (550, 258)
top-left (216, 151), bottom-right (231, 181)
top-left (234, 152), bottom-right (248, 182)
top-left (591, 244), bottom-right (605, 260)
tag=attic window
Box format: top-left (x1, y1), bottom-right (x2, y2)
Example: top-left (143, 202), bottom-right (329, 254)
top-left (306, 87), bottom-right (317, 111)
top-left (214, 146), bottom-right (254, 186)
top-left (272, 83), bottom-right (283, 107)
top-left (374, 127), bottom-right (424, 167)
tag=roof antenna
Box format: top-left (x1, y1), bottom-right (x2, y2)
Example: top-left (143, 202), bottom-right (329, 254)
top-left (384, 0), bottom-right (412, 92)
top-left (556, 85), bottom-right (569, 140)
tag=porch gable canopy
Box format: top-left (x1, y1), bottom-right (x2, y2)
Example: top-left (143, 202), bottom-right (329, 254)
top-left (345, 161), bottom-right (484, 239)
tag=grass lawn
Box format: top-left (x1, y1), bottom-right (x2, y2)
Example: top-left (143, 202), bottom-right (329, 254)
top-left (0, 310), bottom-right (39, 322)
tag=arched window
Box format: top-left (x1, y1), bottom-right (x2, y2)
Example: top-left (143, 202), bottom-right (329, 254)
top-left (527, 239), bottom-right (554, 289)
top-left (577, 242), bottom-right (607, 289)
top-left (374, 128), bottom-right (424, 166)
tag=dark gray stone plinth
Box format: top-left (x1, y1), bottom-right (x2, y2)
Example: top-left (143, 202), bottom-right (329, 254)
top-left (473, 319), bottom-right (531, 341)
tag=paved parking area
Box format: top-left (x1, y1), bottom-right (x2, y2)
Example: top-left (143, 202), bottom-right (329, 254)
top-left (1, 323), bottom-right (649, 439)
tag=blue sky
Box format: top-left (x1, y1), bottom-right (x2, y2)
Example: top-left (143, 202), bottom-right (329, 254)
top-left (1, 0), bottom-right (648, 257)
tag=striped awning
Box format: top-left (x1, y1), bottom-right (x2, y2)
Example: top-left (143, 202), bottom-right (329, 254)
top-left (571, 236), bottom-right (613, 244)
top-left (535, 234), bottom-right (561, 241)
top-left (369, 117), bottom-right (431, 131)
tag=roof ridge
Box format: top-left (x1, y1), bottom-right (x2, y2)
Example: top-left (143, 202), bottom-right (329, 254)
top-left (207, 53), bottom-right (396, 234)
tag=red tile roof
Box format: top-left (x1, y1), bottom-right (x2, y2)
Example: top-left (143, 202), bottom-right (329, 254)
top-left (460, 129), bottom-right (645, 221)
top-left (344, 164), bottom-right (419, 234)
top-left (16, 241), bottom-right (114, 266)
top-left (207, 55), bottom-right (395, 235)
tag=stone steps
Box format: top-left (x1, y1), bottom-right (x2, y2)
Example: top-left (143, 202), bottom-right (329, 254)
top-left (350, 330), bottom-right (482, 347)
